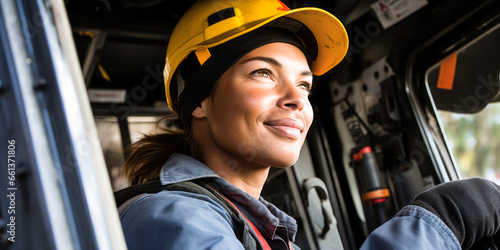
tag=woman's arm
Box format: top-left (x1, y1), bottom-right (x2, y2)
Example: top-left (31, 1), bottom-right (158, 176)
top-left (362, 178), bottom-right (500, 249)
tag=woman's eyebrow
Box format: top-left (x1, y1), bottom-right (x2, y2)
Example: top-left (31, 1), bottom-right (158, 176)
top-left (301, 71), bottom-right (313, 77)
top-left (241, 56), bottom-right (313, 76)
top-left (241, 56), bottom-right (281, 67)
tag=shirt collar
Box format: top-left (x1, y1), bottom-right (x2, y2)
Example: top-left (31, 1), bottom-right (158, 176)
top-left (159, 153), bottom-right (219, 185)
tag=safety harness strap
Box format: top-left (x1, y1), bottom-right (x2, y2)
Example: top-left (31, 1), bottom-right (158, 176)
top-left (206, 184), bottom-right (272, 250)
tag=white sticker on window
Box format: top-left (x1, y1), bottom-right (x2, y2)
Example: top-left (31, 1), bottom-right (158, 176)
top-left (371, 0), bottom-right (428, 29)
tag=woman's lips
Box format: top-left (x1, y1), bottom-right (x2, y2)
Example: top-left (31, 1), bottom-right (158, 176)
top-left (264, 118), bottom-right (305, 140)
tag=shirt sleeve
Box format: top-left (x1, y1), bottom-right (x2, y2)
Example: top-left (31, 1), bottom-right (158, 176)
top-left (360, 205), bottom-right (461, 250)
top-left (119, 190), bottom-right (245, 250)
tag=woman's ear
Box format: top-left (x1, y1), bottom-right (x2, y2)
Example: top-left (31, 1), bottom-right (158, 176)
top-left (191, 100), bottom-right (208, 118)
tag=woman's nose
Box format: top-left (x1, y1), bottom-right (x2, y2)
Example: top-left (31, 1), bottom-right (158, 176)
top-left (277, 81), bottom-right (307, 111)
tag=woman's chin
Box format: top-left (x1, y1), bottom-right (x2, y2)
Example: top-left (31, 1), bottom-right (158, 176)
top-left (268, 154), bottom-right (300, 168)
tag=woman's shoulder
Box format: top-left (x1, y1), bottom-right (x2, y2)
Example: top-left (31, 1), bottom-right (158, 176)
top-left (121, 189), bottom-right (232, 222)
top-left (120, 189), bottom-right (244, 249)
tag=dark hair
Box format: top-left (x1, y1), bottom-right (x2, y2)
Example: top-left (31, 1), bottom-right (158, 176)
top-left (121, 116), bottom-right (198, 185)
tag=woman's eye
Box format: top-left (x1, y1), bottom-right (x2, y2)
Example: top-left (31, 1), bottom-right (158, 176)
top-left (250, 69), bottom-right (272, 79)
top-left (298, 82), bottom-right (312, 92)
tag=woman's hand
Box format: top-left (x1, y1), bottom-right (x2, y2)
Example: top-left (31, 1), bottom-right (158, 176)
top-left (410, 178), bottom-right (500, 249)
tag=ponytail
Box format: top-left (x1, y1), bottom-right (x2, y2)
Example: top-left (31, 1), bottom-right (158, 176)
top-left (122, 117), bottom-right (197, 185)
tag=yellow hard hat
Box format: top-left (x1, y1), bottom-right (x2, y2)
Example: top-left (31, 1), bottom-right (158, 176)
top-left (164, 0), bottom-right (349, 113)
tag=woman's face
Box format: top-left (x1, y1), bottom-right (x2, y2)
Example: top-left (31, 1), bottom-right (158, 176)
top-left (194, 42), bottom-right (313, 169)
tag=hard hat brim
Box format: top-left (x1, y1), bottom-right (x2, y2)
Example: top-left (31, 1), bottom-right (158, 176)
top-left (195, 7), bottom-right (349, 76)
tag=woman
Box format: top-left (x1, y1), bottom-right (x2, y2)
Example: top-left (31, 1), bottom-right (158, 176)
top-left (116, 0), bottom-right (500, 249)
top-left (118, 1), bottom-right (347, 249)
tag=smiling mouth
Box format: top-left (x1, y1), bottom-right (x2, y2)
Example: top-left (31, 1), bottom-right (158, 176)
top-left (264, 118), bottom-right (304, 140)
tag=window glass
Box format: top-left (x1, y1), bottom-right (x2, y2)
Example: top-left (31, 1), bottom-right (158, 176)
top-left (94, 116), bottom-right (165, 190)
top-left (94, 116), bottom-right (128, 191)
top-left (438, 105), bottom-right (500, 183)
top-left (128, 116), bottom-right (163, 144)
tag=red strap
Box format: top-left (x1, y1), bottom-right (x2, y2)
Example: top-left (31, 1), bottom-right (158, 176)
top-left (207, 184), bottom-right (295, 250)
top-left (220, 195), bottom-right (272, 250)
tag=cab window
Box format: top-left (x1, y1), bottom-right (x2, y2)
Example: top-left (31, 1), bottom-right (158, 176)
top-left (426, 23), bottom-right (500, 183)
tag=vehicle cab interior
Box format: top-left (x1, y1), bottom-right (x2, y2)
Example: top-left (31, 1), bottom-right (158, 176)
top-left (0, 0), bottom-right (499, 249)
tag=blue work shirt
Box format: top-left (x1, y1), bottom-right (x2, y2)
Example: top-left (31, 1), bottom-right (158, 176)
top-left (119, 153), bottom-right (298, 250)
top-left (119, 153), bottom-right (461, 249)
